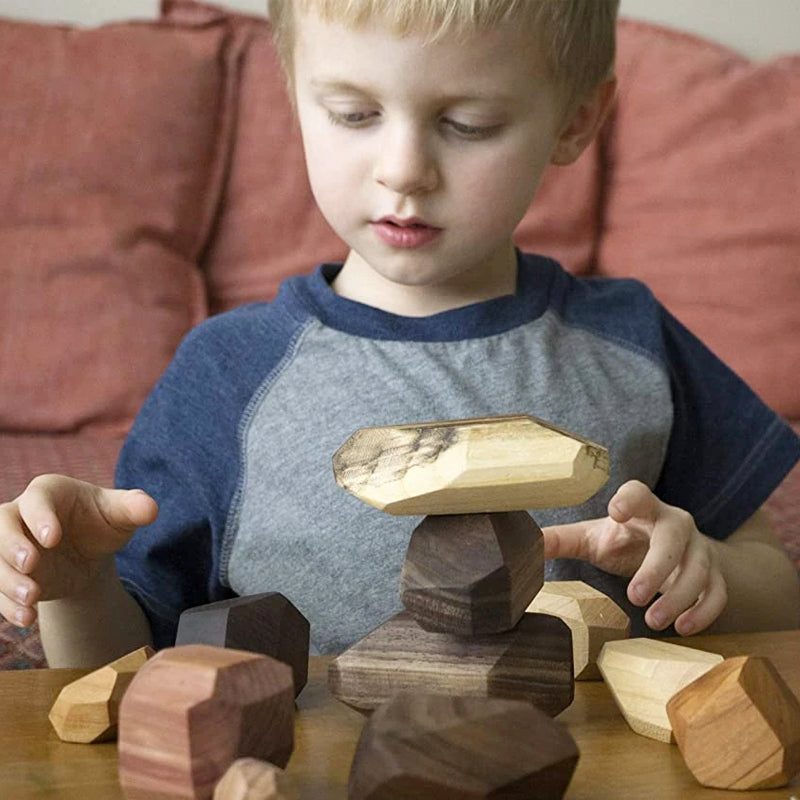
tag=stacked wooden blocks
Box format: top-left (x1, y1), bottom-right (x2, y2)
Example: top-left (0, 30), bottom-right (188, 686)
top-left (331, 414), bottom-right (621, 797)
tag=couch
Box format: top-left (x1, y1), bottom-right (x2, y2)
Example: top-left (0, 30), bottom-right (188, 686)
top-left (1, 0), bottom-right (798, 668)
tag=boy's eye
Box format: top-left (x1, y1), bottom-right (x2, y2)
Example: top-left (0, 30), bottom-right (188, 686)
top-left (443, 118), bottom-right (502, 140)
top-left (326, 109), bottom-right (377, 128)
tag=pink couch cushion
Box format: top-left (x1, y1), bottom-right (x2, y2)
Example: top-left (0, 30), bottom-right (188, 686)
top-left (0, 16), bottom-right (241, 433)
top-left (162, 0), bottom-right (603, 312)
top-left (599, 20), bottom-right (800, 417)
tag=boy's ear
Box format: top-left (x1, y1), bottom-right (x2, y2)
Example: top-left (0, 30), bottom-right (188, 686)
top-left (550, 77), bottom-right (617, 166)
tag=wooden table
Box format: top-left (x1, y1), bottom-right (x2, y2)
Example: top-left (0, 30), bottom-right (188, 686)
top-left (2, 630), bottom-right (799, 799)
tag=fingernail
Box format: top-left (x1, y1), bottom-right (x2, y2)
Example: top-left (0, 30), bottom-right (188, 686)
top-left (649, 610), bottom-right (665, 628)
top-left (631, 583), bottom-right (647, 604)
top-left (16, 585), bottom-right (29, 604)
top-left (679, 620), bottom-right (694, 636)
top-left (39, 525), bottom-right (52, 546)
top-left (14, 608), bottom-right (26, 625)
top-left (14, 547), bottom-right (28, 570)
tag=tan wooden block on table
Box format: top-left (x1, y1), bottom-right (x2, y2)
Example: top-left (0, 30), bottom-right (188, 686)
top-left (328, 610), bottom-right (574, 717)
top-left (333, 414), bottom-right (610, 515)
top-left (667, 655), bottom-right (800, 790)
top-left (596, 638), bottom-right (723, 743)
top-left (213, 758), bottom-right (297, 800)
top-left (48, 645), bottom-right (153, 744)
top-left (527, 581), bottom-right (629, 680)
top-left (348, 692), bottom-right (579, 800)
top-left (400, 510), bottom-right (544, 636)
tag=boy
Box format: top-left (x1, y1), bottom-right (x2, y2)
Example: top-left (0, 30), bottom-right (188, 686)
top-left (1, 0), bottom-right (798, 667)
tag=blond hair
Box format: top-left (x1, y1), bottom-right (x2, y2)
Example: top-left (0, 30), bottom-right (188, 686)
top-left (269, 0), bottom-right (619, 106)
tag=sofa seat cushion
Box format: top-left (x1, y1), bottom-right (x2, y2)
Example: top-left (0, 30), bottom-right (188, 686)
top-left (0, 15), bottom-right (243, 434)
top-left (600, 20), bottom-right (800, 418)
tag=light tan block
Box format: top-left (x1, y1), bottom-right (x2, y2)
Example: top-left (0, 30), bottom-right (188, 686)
top-left (48, 645), bottom-right (153, 743)
top-left (213, 758), bottom-right (296, 800)
top-left (597, 638), bottom-right (723, 743)
top-left (526, 581), bottom-right (629, 679)
top-left (333, 414), bottom-right (609, 514)
top-left (667, 655), bottom-right (800, 790)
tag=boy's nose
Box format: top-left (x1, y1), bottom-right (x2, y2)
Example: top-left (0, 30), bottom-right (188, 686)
top-left (374, 124), bottom-right (438, 196)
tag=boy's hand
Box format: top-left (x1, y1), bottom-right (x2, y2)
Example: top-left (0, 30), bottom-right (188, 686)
top-left (543, 480), bottom-right (727, 636)
top-left (0, 475), bottom-right (158, 628)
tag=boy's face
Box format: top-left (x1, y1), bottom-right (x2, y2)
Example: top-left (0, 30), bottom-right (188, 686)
top-left (291, 9), bottom-right (589, 314)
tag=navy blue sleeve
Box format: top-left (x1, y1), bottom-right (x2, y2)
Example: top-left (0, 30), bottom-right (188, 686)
top-left (653, 308), bottom-right (800, 539)
top-left (114, 301), bottom-right (303, 648)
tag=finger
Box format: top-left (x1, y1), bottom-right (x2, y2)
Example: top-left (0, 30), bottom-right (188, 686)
top-left (0, 504), bottom-right (41, 575)
top-left (674, 571), bottom-right (728, 636)
top-left (627, 506), bottom-right (695, 606)
top-left (542, 521), bottom-right (595, 561)
top-left (0, 555), bottom-right (40, 626)
top-left (92, 487), bottom-right (159, 536)
top-left (608, 480), bottom-right (659, 525)
top-left (14, 478), bottom-right (65, 550)
top-left (0, 595), bottom-right (37, 628)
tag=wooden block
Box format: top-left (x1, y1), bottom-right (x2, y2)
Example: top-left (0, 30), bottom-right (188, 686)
top-left (596, 638), bottom-right (723, 743)
top-left (400, 511), bottom-right (544, 635)
top-left (328, 611), bottom-right (573, 717)
top-left (118, 645), bottom-right (294, 800)
top-left (666, 655), bottom-right (800, 790)
top-left (48, 646), bottom-right (153, 743)
top-left (175, 593), bottom-right (310, 696)
top-left (213, 758), bottom-right (297, 800)
top-left (527, 581), bottom-right (629, 680)
top-left (333, 414), bottom-right (610, 514)
top-left (348, 692), bottom-right (579, 799)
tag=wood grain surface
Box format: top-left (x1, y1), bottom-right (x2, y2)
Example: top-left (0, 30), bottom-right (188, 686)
top-left (1, 630), bottom-right (799, 799)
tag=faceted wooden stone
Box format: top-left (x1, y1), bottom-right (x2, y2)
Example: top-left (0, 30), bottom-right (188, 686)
top-left (118, 645), bottom-right (295, 800)
top-left (328, 611), bottom-right (573, 717)
top-left (667, 655), bottom-right (800, 790)
top-left (48, 646), bottom-right (153, 743)
top-left (176, 593), bottom-right (310, 696)
top-left (527, 581), bottom-right (629, 679)
top-left (349, 693), bottom-right (579, 800)
top-left (400, 511), bottom-right (544, 635)
top-left (333, 414), bottom-right (610, 514)
top-left (213, 758), bottom-right (296, 800)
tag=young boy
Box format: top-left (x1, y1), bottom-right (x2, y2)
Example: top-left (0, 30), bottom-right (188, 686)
top-left (1, 0), bottom-right (798, 667)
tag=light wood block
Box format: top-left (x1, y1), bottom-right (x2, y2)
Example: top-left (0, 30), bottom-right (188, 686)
top-left (527, 581), bottom-right (629, 680)
top-left (596, 639), bottom-right (724, 743)
top-left (348, 692), bottom-right (579, 799)
top-left (667, 655), bottom-right (800, 790)
top-left (48, 646), bottom-right (153, 743)
top-left (400, 511), bottom-right (543, 635)
top-left (333, 414), bottom-right (610, 514)
top-left (118, 645), bottom-right (294, 800)
top-left (213, 758), bottom-right (297, 800)
top-left (328, 611), bottom-right (573, 717)
top-left (176, 592), bottom-right (310, 695)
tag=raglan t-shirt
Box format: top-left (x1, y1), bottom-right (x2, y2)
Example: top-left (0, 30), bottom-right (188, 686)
top-left (115, 252), bottom-right (800, 653)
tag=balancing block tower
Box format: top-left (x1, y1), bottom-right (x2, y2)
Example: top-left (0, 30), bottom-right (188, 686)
top-left (118, 644), bottom-right (295, 800)
top-left (330, 415), bottom-right (614, 721)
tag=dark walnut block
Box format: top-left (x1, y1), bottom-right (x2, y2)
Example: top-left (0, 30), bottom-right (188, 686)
top-left (118, 645), bottom-right (295, 800)
top-left (667, 655), bottom-right (800, 790)
top-left (176, 592), bottom-right (310, 696)
top-left (400, 511), bottom-right (544, 636)
top-left (329, 611), bottom-right (573, 716)
top-left (348, 692), bottom-right (579, 800)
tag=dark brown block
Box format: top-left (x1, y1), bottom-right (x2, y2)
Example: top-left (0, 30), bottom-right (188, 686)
top-left (666, 655), bottom-right (800, 790)
top-left (400, 511), bottom-right (544, 635)
top-left (118, 645), bottom-right (294, 800)
top-left (329, 611), bottom-right (573, 716)
top-left (348, 692), bottom-right (579, 799)
top-left (175, 593), bottom-right (309, 696)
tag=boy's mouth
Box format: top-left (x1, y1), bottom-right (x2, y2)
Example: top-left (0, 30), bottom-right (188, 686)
top-left (371, 216), bottom-right (442, 249)
top-left (377, 215), bottom-right (438, 230)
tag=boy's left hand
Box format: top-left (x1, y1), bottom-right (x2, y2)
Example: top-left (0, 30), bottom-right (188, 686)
top-left (542, 480), bottom-right (727, 635)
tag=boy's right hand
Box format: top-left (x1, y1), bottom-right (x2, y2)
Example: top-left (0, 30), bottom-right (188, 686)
top-left (0, 475), bottom-right (158, 627)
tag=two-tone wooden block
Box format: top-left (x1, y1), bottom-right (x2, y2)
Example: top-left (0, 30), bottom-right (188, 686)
top-left (527, 581), bottom-right (629, 680)
top-left (328, 611), bottom-right (573, 717)
top-left (400, 511), bottom-right (543, 635)
top-left (118, 645), bottom-right (294, 800)
top-left (175, 593), bottom-right (310, 696)
top-left (667, 655), bottom-right (800, 790)
top-left (596, 638), bottom-right (723, 743)
top-left (48, 646), bottom-right (153, 743)
top-left (348, 692), bottom-right (579, 799)
top-left (213, 758), bottom-right (296, 800)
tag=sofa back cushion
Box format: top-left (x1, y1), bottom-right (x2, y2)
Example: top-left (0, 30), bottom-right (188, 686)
top-left (601, 21), bottom-right (800, 417)
top-left (162, 0), bottom-right (604, 313)
top-left (0, 16), bottom-right (240, 433)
